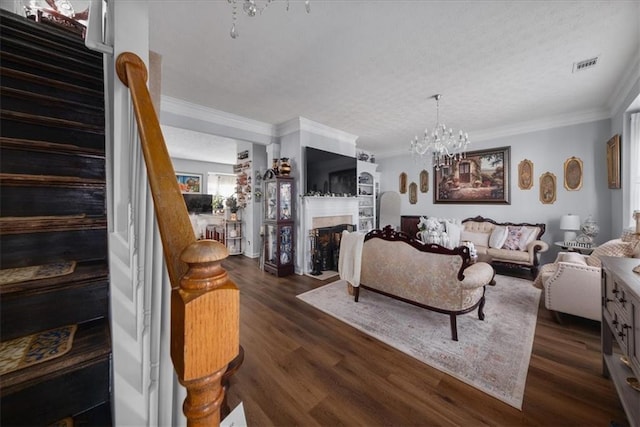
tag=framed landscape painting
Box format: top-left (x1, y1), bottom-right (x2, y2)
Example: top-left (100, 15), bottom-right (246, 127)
top-left (176, 172), bottom-right (202, 193)
top-left (434, 146), bottom-right (510, 204)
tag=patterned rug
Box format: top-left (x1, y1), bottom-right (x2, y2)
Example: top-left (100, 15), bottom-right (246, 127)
top-left (297, 275), bottom-right (541, 409)
top-left (0, 325), bottom-right (77, 375)
top-left (0, 261), bottom-right (76, 286)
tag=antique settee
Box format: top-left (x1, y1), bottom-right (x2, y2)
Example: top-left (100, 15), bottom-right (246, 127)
top-left (400, 215), bottom-right (549, 278)
top-left (348, 226), bottom-right (495, 341)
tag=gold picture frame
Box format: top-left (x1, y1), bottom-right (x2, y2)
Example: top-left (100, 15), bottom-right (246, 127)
top-left (419, 170), bottom-right (429, 193)
top-left (539, 172), bottom-right (556, 204)
top-left (399, 172), bottom-right (407, 194)
top-left (563, 156), bottom-right (583, 191)
top-left (606, 134), bottom-right (621, 189)
top-left (409, 182), bottom-right (418, 204)
top-left (518, 159), bottom-right (533, 190)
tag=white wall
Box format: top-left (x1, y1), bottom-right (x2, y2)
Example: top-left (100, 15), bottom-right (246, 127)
top-left (377, 119), bottom-right (612, 264)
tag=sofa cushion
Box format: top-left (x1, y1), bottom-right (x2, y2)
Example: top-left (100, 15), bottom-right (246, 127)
top-left (487, 247), bottom-right (531, 263)
top-left (460, 230), bottom-right (490, 248)
top-left (518, 226), bottom-right (536, 251)
top-left (586, 239), bottom-right (635, 267)
top-left (489, 226), bottom-right (508, 249)
top-left (502, 226), bottom-right (525, 250)
top-left (559, 252), bottom-right (588, 265)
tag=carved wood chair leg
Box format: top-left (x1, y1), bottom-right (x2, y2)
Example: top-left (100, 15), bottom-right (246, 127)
top-left (450, 314), bottom-right (458, 341)
top-left (551, 310), bottom-right (563, 324)
top-left (354, 286), bottom-right (360, 302)
top-left (478, 296), bottom-right (486, 321)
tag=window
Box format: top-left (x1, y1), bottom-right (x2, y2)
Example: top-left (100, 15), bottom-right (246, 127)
top-left (207, 173), bottom-right (236, 198)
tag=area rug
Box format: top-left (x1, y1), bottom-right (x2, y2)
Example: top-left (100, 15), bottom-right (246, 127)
top-left (0, 261), bottom-right (76, 286)
top-left (0, 325), bottom-right (77, 375)
top-left (297, 275), bottom-right (541, 409)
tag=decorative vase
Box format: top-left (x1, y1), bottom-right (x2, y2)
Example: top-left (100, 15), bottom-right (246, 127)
top-left (426, 230), bottom-right (440, 245)
top-left (440, 231), bottom-right (450, 248)
top-left (230, 212), bottom-right (238, 221)
top-left (272, 158), bottom-right (280, 176)
top-left (279, 158), bottom-right (291, 176)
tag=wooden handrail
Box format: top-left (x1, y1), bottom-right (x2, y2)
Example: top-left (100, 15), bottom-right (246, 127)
top-left (116, 52), bottom-right (239, 426)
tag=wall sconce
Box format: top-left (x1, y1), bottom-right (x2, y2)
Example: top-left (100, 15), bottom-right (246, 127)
top-left (560, 214), bottom-right (581, 243)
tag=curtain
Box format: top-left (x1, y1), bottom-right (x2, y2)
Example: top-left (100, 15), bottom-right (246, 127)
top-left (630, 112), bottom-right (640, 226)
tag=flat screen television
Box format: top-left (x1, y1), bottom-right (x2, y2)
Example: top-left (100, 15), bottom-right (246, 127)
top-left (305, 147), bottom-right (357, 196)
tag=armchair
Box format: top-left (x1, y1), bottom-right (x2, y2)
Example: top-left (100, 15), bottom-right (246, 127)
top-left (535, 237), bottom-right (639, 322)
top-left (540, 252), bottom-right (601, 321)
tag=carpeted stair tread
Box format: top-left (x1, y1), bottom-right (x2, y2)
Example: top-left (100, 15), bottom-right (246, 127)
top-left (0, 260), bottom-right (108, 296)
top-left (0, 261), bottom-right (76, 286)
top-left (0, 318), bottom-right (110, 395)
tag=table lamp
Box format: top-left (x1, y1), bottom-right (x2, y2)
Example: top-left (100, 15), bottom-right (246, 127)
top-left (560, 214), bottom-right (581, 243)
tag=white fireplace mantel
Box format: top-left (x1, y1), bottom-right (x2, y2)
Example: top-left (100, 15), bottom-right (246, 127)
top-left (301, 196), bottom-right (358, 275)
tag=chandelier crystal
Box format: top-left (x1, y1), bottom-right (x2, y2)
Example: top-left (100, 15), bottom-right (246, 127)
top-left (409, 94), bottom-right (470, 170)
top-left (228, 0), bottom-right (311, 39)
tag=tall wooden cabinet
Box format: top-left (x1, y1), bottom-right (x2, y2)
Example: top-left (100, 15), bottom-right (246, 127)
top-left (263, 176), bottom-right (295, 276)
top-left (601, 256), bottom-right (640, 426)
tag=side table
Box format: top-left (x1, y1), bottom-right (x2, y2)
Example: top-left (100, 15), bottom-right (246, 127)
top-left (553, 241), bottom-right (596, 255)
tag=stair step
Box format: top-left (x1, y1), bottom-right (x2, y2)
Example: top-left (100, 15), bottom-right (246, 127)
top-left (0, 215), bottom-right (107, 235)
top-left (1, 10), bottom-right (102, 69)
top-left (1, 110), bottom-right (104, 150)
top-left (0, 137), bottom-right (103, 156)
top-left (1, 137), bottom-right (105, 179)
top-left (1, 261), bottom-right (109, 340)
top-left (1, 87), bottom-right (104, 126)
top-left (0, 319), bottom-right (111, 426)
top-left (1, 227), bottom-right (108, 269)
top-left (1, 68), bottom-right (104, 106)
top-left (1, 50), bottom-right (103, 91)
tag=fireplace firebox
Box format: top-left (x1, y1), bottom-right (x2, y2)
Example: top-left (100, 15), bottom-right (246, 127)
top-left (309, 223), bottom-right (355, 275)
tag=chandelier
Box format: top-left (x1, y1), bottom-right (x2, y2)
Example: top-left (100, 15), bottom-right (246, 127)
top-left (228, 0), bottom-right (311, 39)
top-left (409, 94), bottom-right (470, 170)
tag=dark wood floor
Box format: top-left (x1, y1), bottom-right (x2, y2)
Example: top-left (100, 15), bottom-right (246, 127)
top-left (223, 255), bottom-right (628, 426)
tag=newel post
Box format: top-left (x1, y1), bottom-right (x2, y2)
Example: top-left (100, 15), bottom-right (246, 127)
top-left (172, 240), bottom-right (240, 426)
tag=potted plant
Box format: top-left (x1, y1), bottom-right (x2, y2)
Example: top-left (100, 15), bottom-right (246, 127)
top-left (225, 195), bottom-right (239, 220)
top-left (211, 194), bottom-right (225, 213)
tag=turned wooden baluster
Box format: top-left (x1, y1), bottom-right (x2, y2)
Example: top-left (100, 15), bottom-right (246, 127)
top-left (116, 52), bottom-right (239, 426)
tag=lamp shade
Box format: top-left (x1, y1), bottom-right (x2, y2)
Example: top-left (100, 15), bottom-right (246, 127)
top-left (560, 214), bottom-right (581, 242)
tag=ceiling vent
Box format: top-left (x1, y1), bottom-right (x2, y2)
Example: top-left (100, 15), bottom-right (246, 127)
top-left (573, 57), bottom-right (598, 73)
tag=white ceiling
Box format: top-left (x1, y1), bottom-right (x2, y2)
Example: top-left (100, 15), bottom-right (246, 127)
top-left (149, 1), bottom-right (640, 163)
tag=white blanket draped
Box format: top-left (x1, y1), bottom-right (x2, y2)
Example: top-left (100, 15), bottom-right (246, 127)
top-left (338, 230), bottom-right (366, 287)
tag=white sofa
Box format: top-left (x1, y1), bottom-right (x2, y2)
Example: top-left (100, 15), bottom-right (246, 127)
top-left (535, 235), bottom-right (640, 321)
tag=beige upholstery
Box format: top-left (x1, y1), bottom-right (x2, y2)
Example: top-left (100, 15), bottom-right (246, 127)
top-left (536, 237), bottom-right (639, 321)
top-left (538, 252), bottom-right (601, 321)
top-left (461, 218), bottom-right (549, 276)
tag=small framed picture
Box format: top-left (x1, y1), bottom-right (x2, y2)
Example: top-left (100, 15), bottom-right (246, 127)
top-left (399, 172), bottom-right (407, 194)
top-left (539, 172), bottom-right (556, 204)
top-left (420, 170), bottom-right (429, 193)
top-left (518, 159), bottom-right (533, 190)
top-left (563, 157), bottom-right (583, 191)
top-left (606, 134), bottom-right (621, 189)
top-left (176, 172), bottom-right (202, 194)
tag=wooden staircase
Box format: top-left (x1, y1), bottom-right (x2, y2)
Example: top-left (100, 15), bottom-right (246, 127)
top-left (0, 10), bottom-right (112, 426)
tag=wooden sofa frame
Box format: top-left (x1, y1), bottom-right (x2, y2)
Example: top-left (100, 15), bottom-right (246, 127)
top-left (355, 226), bottom-right (494, 341)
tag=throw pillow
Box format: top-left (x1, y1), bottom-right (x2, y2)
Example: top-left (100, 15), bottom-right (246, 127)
top-left (586, 239), bottom-right (635, 267)
top-left (518, 226), bottom-right (536, 251)
top-left (445, 220), bottom-right (461, 248)
top-left (459, 230), bottom-right (490, 248)
top-left (488, 226), bottom-right (508, 249)
top-left (502, 226), bottom-right (525, 251)
top-left (559, 252), bottom-right (588, 266)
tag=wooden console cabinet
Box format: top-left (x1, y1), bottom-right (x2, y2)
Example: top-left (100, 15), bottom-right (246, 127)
top-left (601, 256), bottom-right (640, 426)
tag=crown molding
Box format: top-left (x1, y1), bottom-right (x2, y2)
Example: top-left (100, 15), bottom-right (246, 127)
top-left (161, 96), bottom-right (275, 137)
top-left (375, 108), bottom-right (611, 159)
top-left (275, 116), bottom-right (359, 146)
